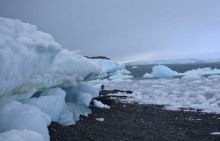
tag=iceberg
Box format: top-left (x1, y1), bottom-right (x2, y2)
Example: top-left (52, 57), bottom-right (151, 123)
top-left (0, 17), bottom-right (102, 102)
top-left (0, 17), bottom-right (104, 141)
top-left (152, 65), bottom-right (175, 79)
top-left (143, 73), bottom-right (154, 79)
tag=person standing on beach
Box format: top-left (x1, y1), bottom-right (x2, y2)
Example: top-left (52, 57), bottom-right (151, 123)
top-left (101, 85), bottom-right (104, 90)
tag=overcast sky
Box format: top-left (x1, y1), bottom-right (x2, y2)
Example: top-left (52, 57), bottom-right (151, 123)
top-left (1, 0), bottom-right (220, 63)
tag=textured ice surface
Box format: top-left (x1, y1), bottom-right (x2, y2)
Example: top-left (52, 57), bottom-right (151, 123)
top-left (21, 88), bottom-right (66, 121)
top-left (152, 65), bottom-right (175, 79)
top-left (109, 69), bottom-right (131, 75)
top-left (0, 17), bottom-right (102, 102)
top-left (181, 75), bottom-right (201, 81)
top-left (143, 73), bottom-right (154, 79)
top-left (0, 101), bottom-right (51, 141)
top-left (86, 78), bottom-right (220, 114)
top-left (0, 129), bottom-right (44, 141)
top-left (91, 59), bottom-right (125, 73)
top-left (179, 67), bottom-right (220, 75)
top-left (65, 83), bottom-right (99, 102)
top-left (109, 73), bottom-right (133, 80)
top-left (207, 75), bottom-right (220, 80)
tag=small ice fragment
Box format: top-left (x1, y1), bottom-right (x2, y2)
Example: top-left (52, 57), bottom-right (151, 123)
top-left (93, 100), bottom-right (110, 109)
top-left (96, 118), bottom-right (104, 121)
top-left (210, 132), bottom-right (220, 135)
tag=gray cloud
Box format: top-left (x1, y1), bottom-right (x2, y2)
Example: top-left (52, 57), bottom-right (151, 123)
top-left (1, 0), bottom-right (220, 63)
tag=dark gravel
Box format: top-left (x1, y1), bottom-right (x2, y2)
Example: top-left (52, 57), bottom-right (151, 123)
top-left (49, 102), bottom-right (220, 141)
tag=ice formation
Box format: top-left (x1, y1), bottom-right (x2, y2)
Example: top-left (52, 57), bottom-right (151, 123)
top-left (21, 88), bottom-right (66, 122)
top-left (181, 75), bottom-right (201, 81)
top-left (0, 17), bottom-right (102, 102)
top-left (143, 73), bottom-right (154, 79)
top-left (109, 73), bottom-right (133, 80)
top-left (178, 67), bottom-right (220, 76)
top-left (152, 65), bottom-right (175, 79)
top-left (96, 118), bottom-right (104, 121)
top-left (109, 69), bottom-right (131, 75)
top-left (90, 59), bottom-right (125, 74)
top-left (0, 101), bottom-right (51, 141)
top-left (0, 17), bottom-right (104, 141)
top-left (93, 100), bottom-right (110, 109)
top-left (207, 75), bottom-right (220, 80)
top-left (0, 129), bottom-right (44, 141)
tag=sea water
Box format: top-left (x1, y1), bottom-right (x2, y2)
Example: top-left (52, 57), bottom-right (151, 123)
top-left (126, 62), bottom-right (220, 79)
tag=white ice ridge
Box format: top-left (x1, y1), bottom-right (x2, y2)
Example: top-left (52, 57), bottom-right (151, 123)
top-left (0, 17), bottom-right (102, 102)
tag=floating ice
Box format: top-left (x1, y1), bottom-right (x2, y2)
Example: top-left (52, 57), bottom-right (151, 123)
top-left (86, 77), bottom-right (220, 114)
top-left (109, 69), bottom-right (131, 75)
top-left (93, 100), bottom-right (110, 109)
top-left (0, 129), bottom-right (44, 141)
top-left (109, 73), bottom-right (133, 80)
top-left (143, 73), bottom-right (154, 79)
top-left (207, 75), bottom-right (220, 80)
top-left (181, 74), bottom-right (201, 81)
top-left (152, 65), bottom-right (175, 79)
top-left (182, 67), bottom-right (220, 75)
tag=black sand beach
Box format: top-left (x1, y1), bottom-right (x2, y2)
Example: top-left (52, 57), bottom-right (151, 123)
top-left (49, 100), bottom-right (220, 141)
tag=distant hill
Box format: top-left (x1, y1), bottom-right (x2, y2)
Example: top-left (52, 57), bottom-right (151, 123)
top-left (125, 52), bottom-right (220, 65)
top-left (85, 56), bottom-right (110, 60)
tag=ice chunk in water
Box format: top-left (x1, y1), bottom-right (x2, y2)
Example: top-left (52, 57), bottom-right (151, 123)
top-left (152, 65), bottom-right (175, 79)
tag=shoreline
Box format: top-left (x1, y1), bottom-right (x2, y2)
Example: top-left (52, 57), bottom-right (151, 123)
top-left (49, 101), bottom-right (220, 141)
